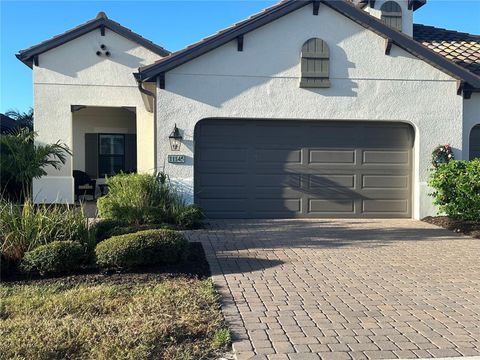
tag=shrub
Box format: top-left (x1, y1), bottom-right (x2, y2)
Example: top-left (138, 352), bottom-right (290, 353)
top-left (102, 223), bottom-right (176, 240)
top-left (92, 219), bottom-right (127, 241)
top-left (429, 159), bottom-right (480, 220)
top-left (20, 241), bottom-right (85, 275)
top-left (176, 204), bottom-right (204, 228)
top-left (97, 173), bottom-right (186, 225)
top-left (95, 229), bottom-right (189, 269)
top-left (0, 199), bottom-right (93, 262)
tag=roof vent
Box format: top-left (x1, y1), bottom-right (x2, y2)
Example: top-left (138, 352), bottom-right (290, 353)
top-left (96, 11), bottom-right (108, 19)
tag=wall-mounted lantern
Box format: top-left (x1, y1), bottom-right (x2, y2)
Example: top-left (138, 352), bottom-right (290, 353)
top-left (169, 124), bottom-right (183, 151)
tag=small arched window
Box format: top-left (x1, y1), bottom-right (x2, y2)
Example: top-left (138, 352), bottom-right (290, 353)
top-left (381, 1), bottom-right (402, 31)
top-left (300, 38), bottom-right (330, 88)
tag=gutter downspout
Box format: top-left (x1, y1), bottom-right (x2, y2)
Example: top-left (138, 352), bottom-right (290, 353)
top-left (137, 80), bottom-right (158, 174)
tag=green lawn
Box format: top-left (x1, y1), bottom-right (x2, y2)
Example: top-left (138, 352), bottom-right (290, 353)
top-left (0, 276), bottom-right (230, 360)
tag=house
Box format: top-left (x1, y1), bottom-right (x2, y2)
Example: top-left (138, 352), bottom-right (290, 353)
top-left (0, 113), bottom-right (19, 133)
top-left (16, 0), bottom-right (480, 219)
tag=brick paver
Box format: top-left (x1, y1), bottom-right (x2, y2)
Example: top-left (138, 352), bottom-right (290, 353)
top-left (186, 219), bottom-right (480, 360)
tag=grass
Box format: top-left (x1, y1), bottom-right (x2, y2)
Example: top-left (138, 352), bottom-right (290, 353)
top-left (0, 277), bottom-right (230, 360)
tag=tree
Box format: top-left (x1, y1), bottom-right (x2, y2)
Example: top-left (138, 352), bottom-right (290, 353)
top-left (0, 129), bottom-right (71, 200)
top-left (5, 108), bottom-right (34, 131)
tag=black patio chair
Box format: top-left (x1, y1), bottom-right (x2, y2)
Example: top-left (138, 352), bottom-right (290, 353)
top-left (73, 170), bottom-right (97, 201)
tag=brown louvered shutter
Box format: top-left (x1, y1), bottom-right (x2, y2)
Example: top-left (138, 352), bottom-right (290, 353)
top-left (124, 134), bottom-right (137, 173)
top-left (381, 1), bottom-right (402, 31)
top-left (85, 133), bottom-right (99, 179)
top-left (300, 38), bottom-right (330, 88)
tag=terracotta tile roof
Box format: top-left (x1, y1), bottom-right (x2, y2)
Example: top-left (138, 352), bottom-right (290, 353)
top-left (414, 24), bottom-right (480, 76)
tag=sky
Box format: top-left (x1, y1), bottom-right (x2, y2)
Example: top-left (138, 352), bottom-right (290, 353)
top-left (1, 0), bottom-right (479, 114)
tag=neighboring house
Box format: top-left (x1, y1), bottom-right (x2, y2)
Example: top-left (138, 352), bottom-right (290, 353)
top-left (16, 0), bottom-right (480, 219)
top-left (0, 113), bottom-right (20, 133)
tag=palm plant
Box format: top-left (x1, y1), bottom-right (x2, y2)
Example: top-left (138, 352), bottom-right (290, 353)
top-left (5, 107), bottom-right (34, 131)
top-left (0, 129), bottom-right (71, 200)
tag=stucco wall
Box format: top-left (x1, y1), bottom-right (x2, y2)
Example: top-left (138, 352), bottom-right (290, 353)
top-left (72, 107), bottom-right (136, 172)
top-left (156, 3), bottom-right (464, 219)
top-left (33, 28), bottom-right (161, 203)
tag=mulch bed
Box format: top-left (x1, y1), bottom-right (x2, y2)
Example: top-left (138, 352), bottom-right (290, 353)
top-left (1, 242), bottom-right (210, 286)
top-left (422, 216), bottom-right (480, 239)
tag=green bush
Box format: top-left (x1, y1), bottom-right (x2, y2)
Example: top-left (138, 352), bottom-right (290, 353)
top-left (0, 199), bottom-right (94, 262)
top-left (97, 172), bottom-right (204, 228)
top-left (429, 159), bottom-right (480, 220)
top-left (102, 223), bottom-right (176, 240)
top-left (95, 229), bottom-right (189, 269)
top-left (176, 204), bottom-right (204, 228)
top-left (92, 219), bottom-right (127, 241)
top-left (20, 241), bottom-right (85, 275)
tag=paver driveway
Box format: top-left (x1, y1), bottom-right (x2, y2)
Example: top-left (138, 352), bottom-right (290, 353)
top-left (186, 219), bottom-right (480, 360)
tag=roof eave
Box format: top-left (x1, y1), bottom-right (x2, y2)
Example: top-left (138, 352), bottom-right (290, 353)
top-left (16, 15), bottom-right (170, 69)
top-left (16, 53), bottom-right (33, 68)
top-left (138, 0), bottom-right (480, 89)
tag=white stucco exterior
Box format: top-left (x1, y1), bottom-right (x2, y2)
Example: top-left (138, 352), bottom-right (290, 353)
top-left (26, 2), bottom-right (479, 219)
top-left (32, 28), bottom-right (162, 203)
top-left (155, 2), bottom-right (467, 219)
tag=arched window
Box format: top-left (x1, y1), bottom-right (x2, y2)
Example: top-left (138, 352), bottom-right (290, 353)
top-left (470, 125), bottom-right (480, 159)
top-left (381, 1), bottom-right (402, 31)
top-left (300, 38), bottom-right (330, 88)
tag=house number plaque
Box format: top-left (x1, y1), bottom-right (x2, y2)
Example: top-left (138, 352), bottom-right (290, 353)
top-left (168, 155), bottom-right (185, 164)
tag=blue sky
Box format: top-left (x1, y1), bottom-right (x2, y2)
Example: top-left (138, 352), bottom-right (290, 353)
top-left (1, 0), bottom-right (479, 114)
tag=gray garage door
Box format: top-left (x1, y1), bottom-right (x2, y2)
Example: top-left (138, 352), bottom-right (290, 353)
top-left (194, 119), bottom-right (413, 218)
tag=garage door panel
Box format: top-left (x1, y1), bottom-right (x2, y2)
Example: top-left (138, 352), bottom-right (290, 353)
top-left (362, 199), bottom-right (408, 213)
top-left (308, 199), bottom-right (355, 213)
top-left (199, 148), bottom-right (247, 162)
top-left (362, 150), bottom-right (410, 165)
top-left (362, 125), bottom-right (413, 146)
top-left (362, 175), bottom-right (408, 189)
top-left (255, 198), bottom-right (301, 213)
top-left (200, 199), bottom-right (247, 212)
top-left (256, 148), bottom-right (302, 163)
top-left (254, 174), bottom-right (301, 188)
top-left (195, 120), bottom-right (412, 218)
top-left (308, 174), bottom-right (355, 188)
top-left (309, 150), bottom-right (356, 164)
top-left (197, 174), bottom-right (248, 186)
top-left (196, 186), bottom-right (247, 199)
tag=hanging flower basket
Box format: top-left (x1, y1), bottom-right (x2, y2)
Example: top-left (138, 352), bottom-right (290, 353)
top-left (432, 144), bottom-right (454, 168)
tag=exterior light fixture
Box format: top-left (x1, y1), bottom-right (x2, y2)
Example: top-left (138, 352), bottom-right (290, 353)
top-left (169, 124), bottom-right (182, 151)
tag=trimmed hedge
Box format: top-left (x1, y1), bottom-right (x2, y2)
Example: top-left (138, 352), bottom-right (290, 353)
top-left (429, 159), bottom-right (480, 220)
top-left (95, 229), bottom-right (189, 269)
top-left (102, 223), bottom-right (176, 240)
top-left (21, 241), bottom-right (85, 275)
top-left (93, 219), bottom-right (127, 242)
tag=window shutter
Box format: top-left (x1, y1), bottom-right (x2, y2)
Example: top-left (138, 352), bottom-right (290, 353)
top-left (85, 133), bottom-right (99, 179)
top-left (381, 1), bottom-right (402, 31)
top-left (124, 134), bottom-right (137, 173)
top-left (300, 38), bottom-right (330, 88)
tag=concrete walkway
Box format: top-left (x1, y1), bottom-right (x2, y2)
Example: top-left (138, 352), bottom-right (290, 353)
top-left (186, 219), bottom-right (480, 360)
